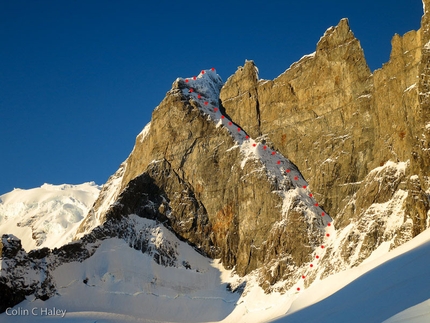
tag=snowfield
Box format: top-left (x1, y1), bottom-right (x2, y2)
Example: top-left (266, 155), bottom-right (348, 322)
top-left (1, 216), bottom-right (242, 323)
top-left (0, 182), bottom-right (100, 250)
top-left (2, 224), bottom-right (430, 323)
top-left (269, 226), bottom-right (430, 323)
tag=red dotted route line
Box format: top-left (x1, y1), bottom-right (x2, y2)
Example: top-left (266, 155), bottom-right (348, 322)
top-left (183, 68), bottom-right (335, 293)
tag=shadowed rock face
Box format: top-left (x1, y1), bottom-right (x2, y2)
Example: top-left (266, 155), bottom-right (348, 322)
top-left (72, 8), bottom-right (430, 291)
top-left (0, 235), bottom-right (56, 312)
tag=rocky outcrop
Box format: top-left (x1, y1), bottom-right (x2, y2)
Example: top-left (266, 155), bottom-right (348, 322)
top-left (0, 234), bottom-right (56, 311)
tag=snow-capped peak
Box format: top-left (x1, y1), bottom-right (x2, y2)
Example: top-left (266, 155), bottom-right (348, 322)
top-left (0, 182), bottom-right (100, 251)
top-left (180, 68), bottom-right (224, 106)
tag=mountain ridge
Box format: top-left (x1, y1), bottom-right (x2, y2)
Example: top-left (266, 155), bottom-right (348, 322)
top-left (1, 2), bottom-right (430, 321)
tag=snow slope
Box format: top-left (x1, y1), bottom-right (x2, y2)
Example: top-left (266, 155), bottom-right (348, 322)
top-left (268, 227), bottom-right (430, 323)
top-left (2, 222), bottom-right (430, 323)
top-left (383, 299), bottom-right (430, 323)
top-left (0, 182), bottom-right (100, 251)
top-left (0, 216), bottom-right (242, 323)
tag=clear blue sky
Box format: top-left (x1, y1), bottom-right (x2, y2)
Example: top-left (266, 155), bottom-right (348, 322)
top-left (0, 0), bottom-right (423, 195)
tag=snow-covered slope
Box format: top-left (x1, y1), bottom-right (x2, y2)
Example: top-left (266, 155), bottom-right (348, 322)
top-left (2, 222), bottom-right (430, 323)
top-left (267, 227), bottom-right (430, 323)
top-left (0, 216), bottom-right (243, 323)
top-left (0, 182), bottom-right (100, 251)
top-left (383, 299), bottom-right (430, 323)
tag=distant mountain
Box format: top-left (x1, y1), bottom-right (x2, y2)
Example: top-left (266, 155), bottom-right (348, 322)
top-left (1, 0), bottom-right (430, 321)
top-left (0, 182), bottom-right (100, 250)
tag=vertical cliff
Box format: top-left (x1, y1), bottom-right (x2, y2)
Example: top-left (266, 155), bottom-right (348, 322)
top-left (219, 14), bottom-right (430, 270)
